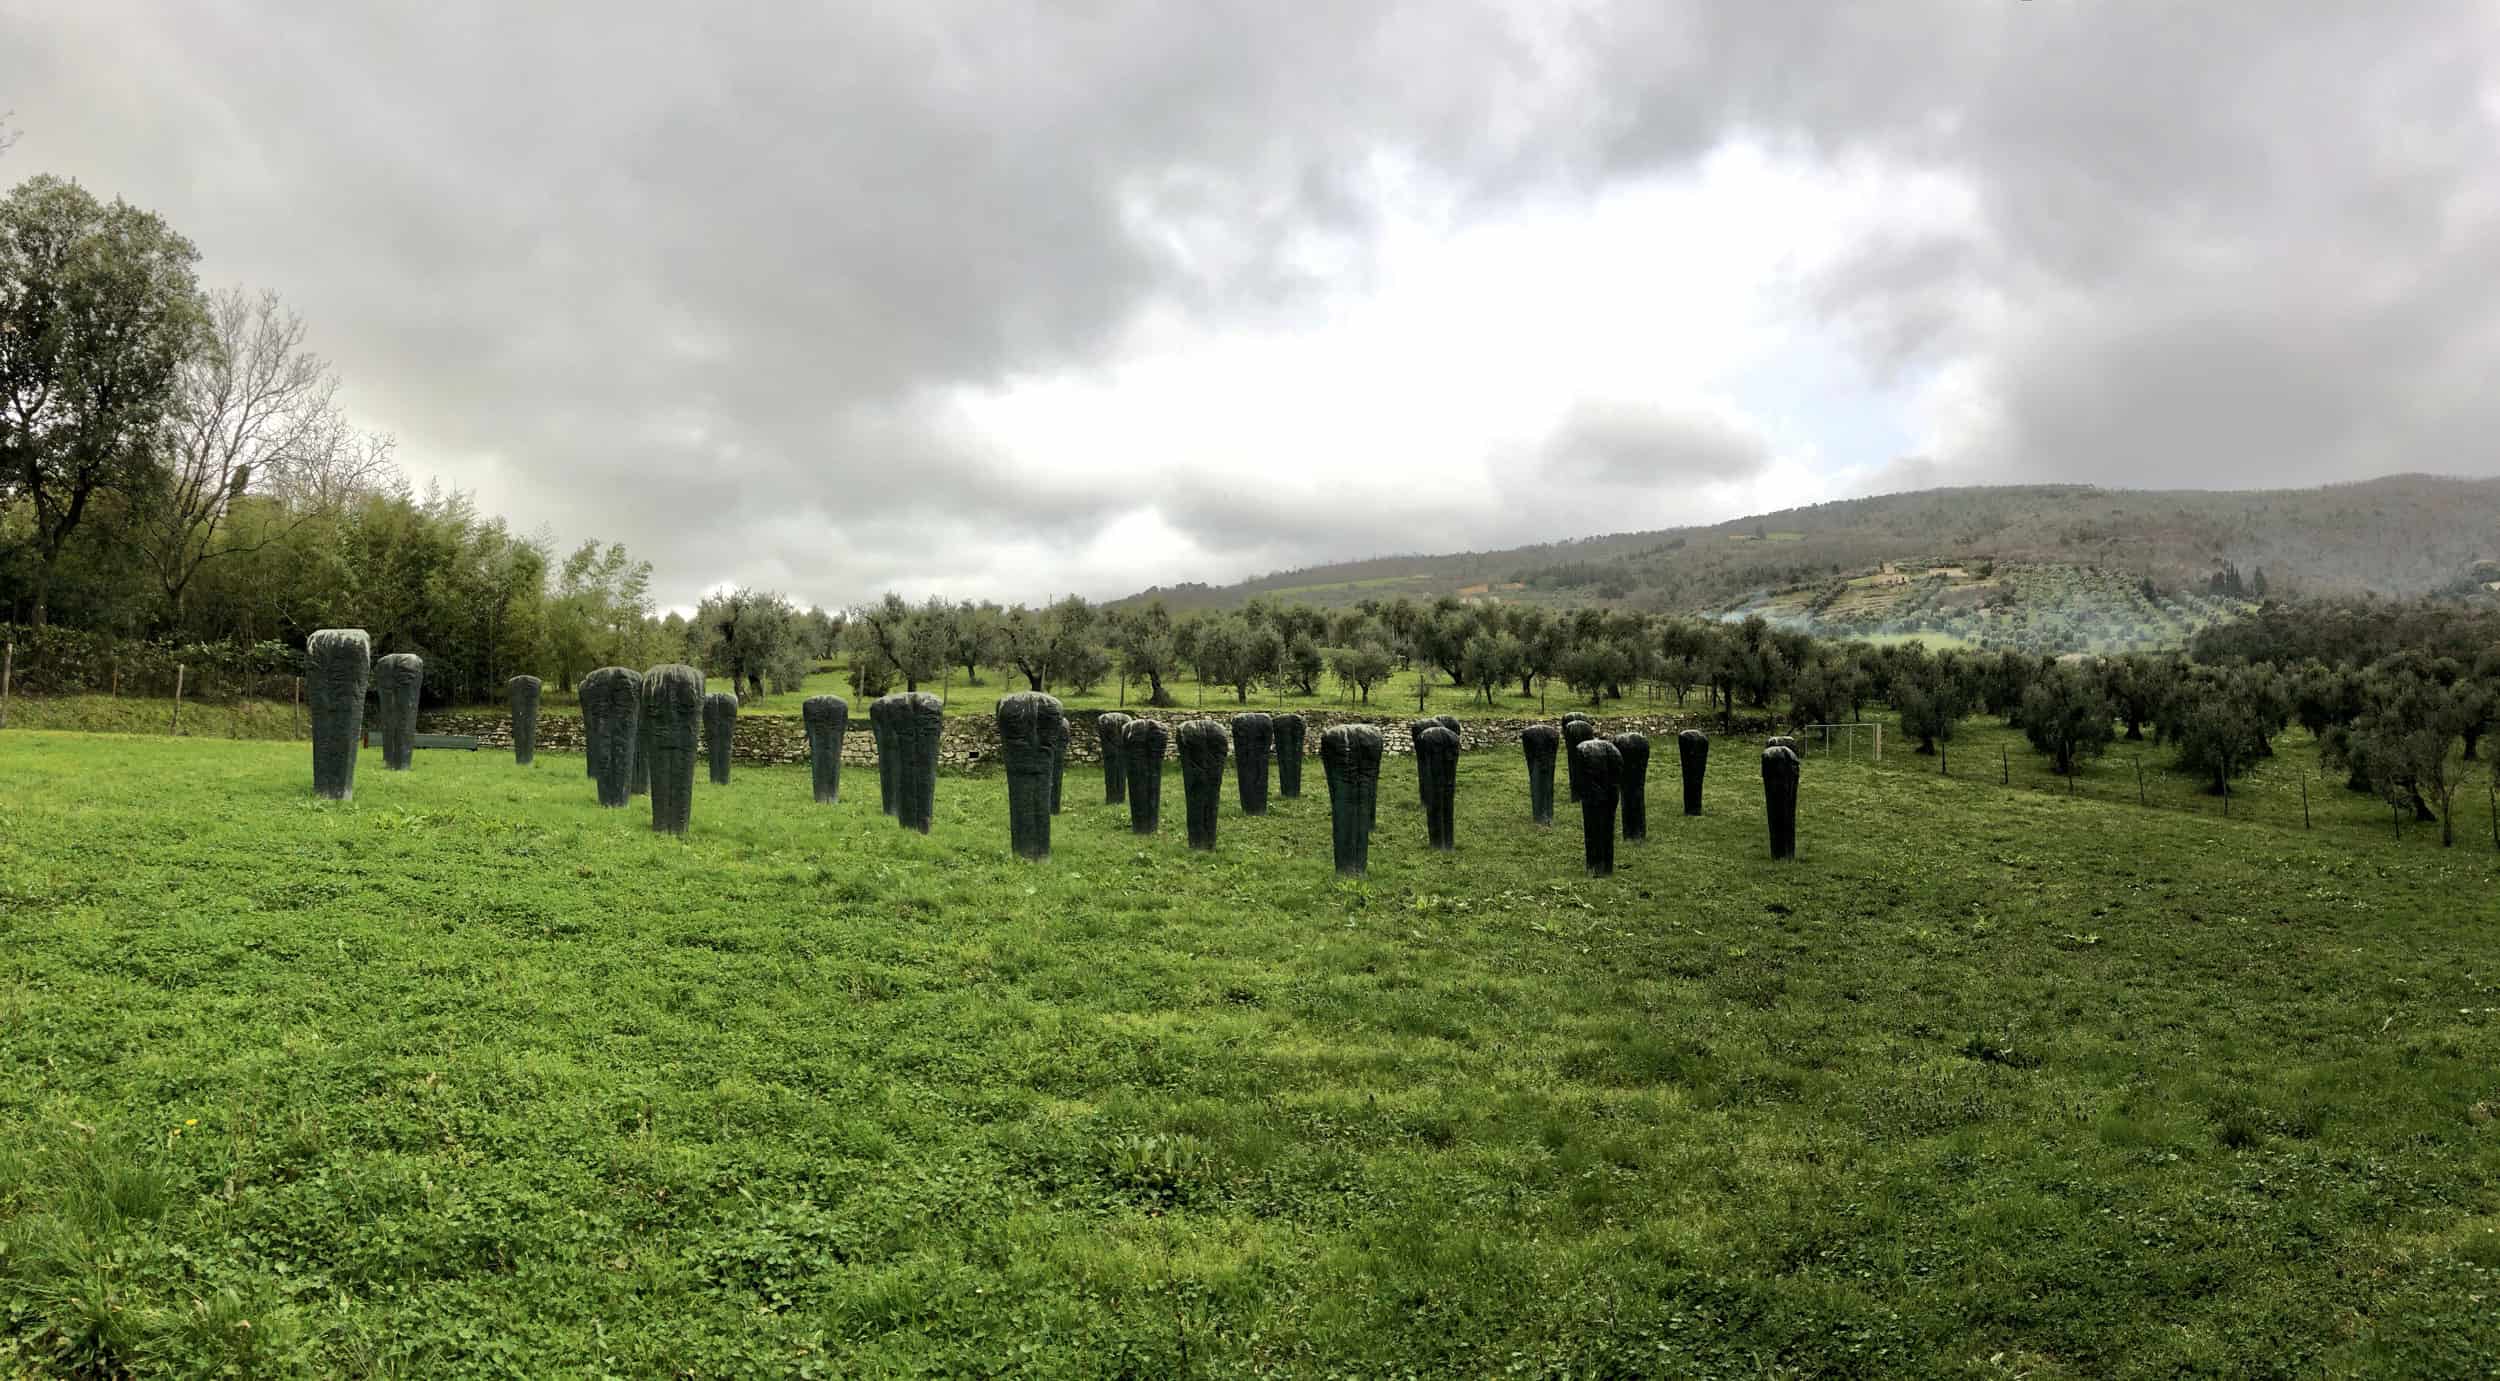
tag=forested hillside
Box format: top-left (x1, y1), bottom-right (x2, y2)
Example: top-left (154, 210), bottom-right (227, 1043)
top-left (1121, 475), bottom-right (2500, 619)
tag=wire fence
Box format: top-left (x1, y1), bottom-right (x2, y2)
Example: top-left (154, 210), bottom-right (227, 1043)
top-left (1848, 721), bottom-right (2500, 853)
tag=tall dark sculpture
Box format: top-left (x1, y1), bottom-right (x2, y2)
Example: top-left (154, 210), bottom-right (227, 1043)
top-left (630, 688), bottom-right (654, 797)
top-left (1678, 729), bottom-right (1710, 816)
top-left (1232, 712), bottom-right (1274, 815)
top-left (1097, 712), bottom-right (1132, 805)
top-left (507, 675), bottom-right (542, 766)
top-left (374, 653), bottom-right (423, 771)
top-left (1123, 717), bottom-right (1168, 835)
top-left (1048, 711), bottom-right (1069, 814)
top-left (307, 628), bottom-right (370, 800)
top-left (1561, 717), bottom-right (1598, 802)
top-left (1320, 724), bottom-right (1384, 877)
top-left (1176, 718), bottom-right (1228, 850)
top-left (702, 692), bottom-right (738, 785)
top-left (646, 665), bottom-right (704, 835)
top-left (1762, 745), bottom-right (1801, 860)
top-left (1575, 737), bottom-right (1623, 877)
top-left (998, 692), bottom-right (1067, 860)
top-left (1766, 733), bottom-right (1801, 760)
top-left (583, 666), bottom-right (644, 808)
top-left (1561, 711), bottom-right (1594, 729)
top-left (579, 667), bottom-right (619, 783)
top-left (1611, 731), bottom-right (1650, 841)
top-left (1521, 723), bottom-right (1559, 825)
top-left (869, 696), bottom-right (898, 816)
top-left (1414, 724), bottom-right (1459, 851)
top-left (1272, 714), bottom-right (1306, 797)
top-left (802, 695), bottom-right (848, 803)
top-left (880, 691), bottom-right (944, 833)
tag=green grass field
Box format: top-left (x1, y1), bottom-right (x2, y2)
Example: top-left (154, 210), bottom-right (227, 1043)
top-left (2, 731), bottom-right (2496, 1376)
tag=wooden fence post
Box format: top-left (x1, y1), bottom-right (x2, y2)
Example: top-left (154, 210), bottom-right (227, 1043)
top-left (171, 663), bottom-right (185, 735)
top-left (2135, 757), bottom-right (2145, 806)
top-left (2301, 780), bottom-right (2310, 829)
top-left (293, 676), bottom-right (303, 739)
top-left (0, 639), bottom-right (11, 729)
top-left (1873, 721), bottom-right (1881, 762)
top-left (2001, 747), bottom-right (2008, 785)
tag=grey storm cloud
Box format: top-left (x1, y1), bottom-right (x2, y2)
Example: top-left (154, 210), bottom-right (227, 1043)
top-left (1538, 401), bottom-right (1771, 488)
top-left (4, 1), bottom-right (2497, 605)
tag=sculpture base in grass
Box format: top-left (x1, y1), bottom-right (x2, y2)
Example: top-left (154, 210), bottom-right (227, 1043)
top-left (802, 695), bottom-right (848, 803)
top-left (1124, 718), bottom-right (1168, 834)
top-left (1610, 732), bottom-right (1649, 841)
top-left (1521, 723), bottom-right (1559, 826)
top-left (582, 667), bottom-right (644, 809)
top-left (999, 692), bottom-right (1067, 860)
top-left (1232, 712), bottom-right (1273, 815)
top-left (508, 675), bottom-right (542, 766)
top-left (1321, 724), bottom-right (1384, 877)
top-left (375, 653), bottom-right (423, 772)
top-left (1762, 744), bottom-right (1801, 860)
top-left (308, 628), bottom-right (371, 800)
top-left (1177, 719), bottom-right (1228, 850)
top-left (647, 666), bottom-right (704, 834)
top-left (1562, 718), bottom-right (1597, 803)
top-left (1415, 724), bottom-right (1458, 851)
top-left (1272, 714), bottom-right (1306, 797)
top-left (702, 692), bottom-right (738, 785)
top-left (1097, 711), bottom-right (1132, 806)
top-left (1678, 729), bottom-right (1710, 816)
top-left (869, 698), bottom-right (899, 816)
top-left (880, 692), bottom-right (944, 833)
top-left (1575, 737), bottom-right (1622, 877)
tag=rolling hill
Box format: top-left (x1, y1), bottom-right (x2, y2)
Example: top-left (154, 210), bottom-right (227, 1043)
top-left (1116, 474), bottom-right (2500, 650)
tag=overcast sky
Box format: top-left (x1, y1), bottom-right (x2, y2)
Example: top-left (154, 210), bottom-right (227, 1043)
top-left (7, 2), bottom-right (2498, 610)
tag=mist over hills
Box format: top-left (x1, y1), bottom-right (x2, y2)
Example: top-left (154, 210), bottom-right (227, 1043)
top-left (1118, 475), bottom-right (2500, 621)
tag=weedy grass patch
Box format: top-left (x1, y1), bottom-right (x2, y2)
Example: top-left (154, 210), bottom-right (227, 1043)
top-left (0, 730), bottom-right (2495, 1376)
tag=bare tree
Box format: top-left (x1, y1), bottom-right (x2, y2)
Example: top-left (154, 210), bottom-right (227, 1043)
top-left (135, 287), bottom-right (394, 627)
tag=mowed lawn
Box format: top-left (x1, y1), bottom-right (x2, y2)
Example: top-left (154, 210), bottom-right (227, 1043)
top-left (1, 732), bottom-right (2496, 1377)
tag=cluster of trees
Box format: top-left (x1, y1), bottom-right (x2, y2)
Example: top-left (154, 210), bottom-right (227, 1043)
top-left (1836, 608), bottom-right (2499, 846)
top-left (652, 586), bottom-right (2499, 851)
top-left (0, 172), bottom-right (689, 703)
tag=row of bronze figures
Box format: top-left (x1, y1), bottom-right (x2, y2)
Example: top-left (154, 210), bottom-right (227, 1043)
top-left (298, 630), bottom-right (1802, 865)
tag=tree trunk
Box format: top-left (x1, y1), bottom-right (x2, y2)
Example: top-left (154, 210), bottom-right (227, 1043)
top-left (27, 561), bottom-right (52, 628)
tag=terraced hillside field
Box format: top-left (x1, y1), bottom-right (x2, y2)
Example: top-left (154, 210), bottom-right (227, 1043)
top-left (1733, 561), bottom-right (2257, 653)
